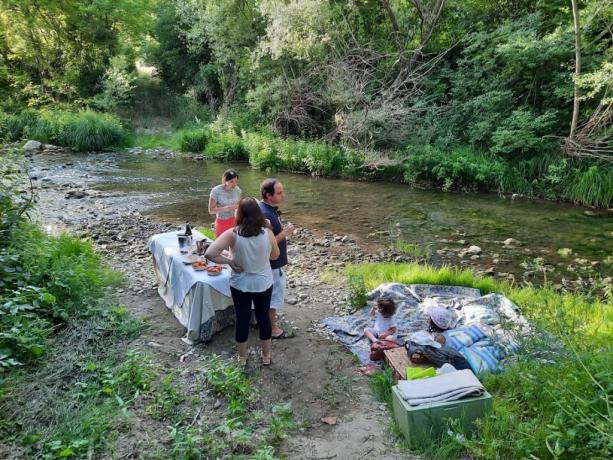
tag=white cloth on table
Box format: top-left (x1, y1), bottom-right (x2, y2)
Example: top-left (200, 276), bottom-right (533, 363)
top-left (148, 230), bottom-right (233, 341)
top-left (397, 369), bottom-right (485, 406)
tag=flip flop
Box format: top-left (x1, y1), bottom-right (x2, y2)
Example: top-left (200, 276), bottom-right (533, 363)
top-left (272, 330), bottom-right (289, 339)
top-left (261, 353), bottom-right (271, 366)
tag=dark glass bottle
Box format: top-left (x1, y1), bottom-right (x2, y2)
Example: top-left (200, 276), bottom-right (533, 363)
top-left (185, 223), bottom-right (192, 236)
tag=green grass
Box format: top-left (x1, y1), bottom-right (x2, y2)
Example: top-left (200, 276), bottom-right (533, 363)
top-left (196, 226), bottom-right (216, 240)
top-left (0, 109), bottom-right (126, 151)
top-left (178, 128), bottom-right (210, 152)
top-left (394, 240), bottom-right (431, 260)
top-left (348, 262), bottom-right (612, 459)
top-left (565, 163), bottom-right (613, 208)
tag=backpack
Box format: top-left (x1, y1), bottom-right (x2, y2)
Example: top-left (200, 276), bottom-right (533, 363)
top-left (369, 339), bottom-right (401, 361)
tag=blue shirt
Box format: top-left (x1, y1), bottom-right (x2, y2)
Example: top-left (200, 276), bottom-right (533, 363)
top-left (259, 201), bottom-right (287, 269)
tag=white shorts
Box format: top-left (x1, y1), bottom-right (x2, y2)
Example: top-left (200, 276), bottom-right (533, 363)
top-left (270, 268), bottom-right (286, 310)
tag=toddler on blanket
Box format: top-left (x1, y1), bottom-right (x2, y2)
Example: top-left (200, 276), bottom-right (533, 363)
top-left (364, 298), bottom-right (398, 342)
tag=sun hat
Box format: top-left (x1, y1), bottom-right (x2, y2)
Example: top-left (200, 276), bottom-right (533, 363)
top-left (427, 305), bottom-right (457, 330)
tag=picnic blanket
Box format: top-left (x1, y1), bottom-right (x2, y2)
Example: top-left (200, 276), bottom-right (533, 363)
top-left (323, 283), bottom-right (529, 372)
top-left (397, 369), bottom-right (485, 406)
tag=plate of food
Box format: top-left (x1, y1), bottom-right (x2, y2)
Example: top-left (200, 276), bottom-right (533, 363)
top-left (182, 254), bottom-right (198, 264)
top-left (192, 260), bottom-right (207, 271)
top-left (206, 265), bottom-right (223, 276)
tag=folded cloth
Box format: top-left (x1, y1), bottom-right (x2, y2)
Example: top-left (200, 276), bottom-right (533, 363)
top-left (397, 369), bottom-right (485, 406)
top-left (444, 324), bottom-right (487, 350)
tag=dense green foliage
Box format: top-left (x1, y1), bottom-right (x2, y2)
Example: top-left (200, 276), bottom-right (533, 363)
top-left (347, 263), bottom-right (612, 459)
top-left (0, 0), bottom-right (151, 109)
top-left (0, 153), bottom-right (120, 369)
top-left (1, 0), bottom-right (611, 205)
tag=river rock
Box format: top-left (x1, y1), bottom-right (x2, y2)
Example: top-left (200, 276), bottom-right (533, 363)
top-left (23, 140), bottom-right (43, 151)
top-left (65, 190), bottom-right (88, 199)
top-left (503, 238), bottom-right (520, 246)
top-left (466, 245), bottom-right (482, 255)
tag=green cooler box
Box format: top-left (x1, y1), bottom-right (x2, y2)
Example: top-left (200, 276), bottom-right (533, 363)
top-left (392, 385), bottom-right (492, 447)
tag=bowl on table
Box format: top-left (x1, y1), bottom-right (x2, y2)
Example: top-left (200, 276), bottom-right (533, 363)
top-left (205, 265), bottom-right (223, 276)
top-left (192, 260), bottom-right (207, 271)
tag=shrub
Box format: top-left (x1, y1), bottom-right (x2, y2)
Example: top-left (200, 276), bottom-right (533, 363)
top-left (490, 108), bottom-right (558, 158)
top-left (178, 128), bottom-right (210, 152)
top-left (402, 145), bottom-right (510, 192)
top-left (243, 132), bottom-right (284, 171)
top-left (204, 130), bottom-right (248, 160)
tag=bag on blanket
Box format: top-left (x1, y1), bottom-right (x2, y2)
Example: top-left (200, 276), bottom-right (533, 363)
top-left (369, 339), bottom-right (400, 361)
top-left (406, 340), bottom-right (471, 370)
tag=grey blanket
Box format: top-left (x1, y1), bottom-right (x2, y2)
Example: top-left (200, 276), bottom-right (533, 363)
top-left (397, 369), bottom-right (485, 406)
top-left (322, 283), bottom-right (528, 364)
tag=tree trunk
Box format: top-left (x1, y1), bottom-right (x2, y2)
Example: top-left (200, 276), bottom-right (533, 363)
top-left (569, 0), bottom-right (581, 140)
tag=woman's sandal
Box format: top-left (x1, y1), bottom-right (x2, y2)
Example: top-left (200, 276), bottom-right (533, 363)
top-left (238, 355), bottom-right (248, 366)
top-left (260, 353), bottom-right (271, 366)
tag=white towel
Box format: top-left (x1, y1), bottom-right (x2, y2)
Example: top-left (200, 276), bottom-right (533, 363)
top-left (397, 369), bottom-right (485, 406)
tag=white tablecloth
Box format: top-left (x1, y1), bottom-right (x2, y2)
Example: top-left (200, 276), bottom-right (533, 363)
top-left (148, 230), bottom-right (234, 342)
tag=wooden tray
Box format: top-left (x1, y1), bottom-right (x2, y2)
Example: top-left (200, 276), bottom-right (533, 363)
top-left (384, 347), bottom-right (425, 384)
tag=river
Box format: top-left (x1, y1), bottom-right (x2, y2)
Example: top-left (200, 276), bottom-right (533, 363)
top-left (30, 150), bottom-right (612, 286)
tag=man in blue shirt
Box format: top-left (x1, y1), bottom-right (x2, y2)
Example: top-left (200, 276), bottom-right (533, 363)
top-left (259, 179), bottom-right (295, 339)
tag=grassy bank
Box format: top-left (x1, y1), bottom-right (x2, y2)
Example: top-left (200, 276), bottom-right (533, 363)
top-left (0, 151), bottom-right (294, 459)
top-left (345, 263), bottom-right (612, 459)
top-left (0, 109), bottom-right (126, 151)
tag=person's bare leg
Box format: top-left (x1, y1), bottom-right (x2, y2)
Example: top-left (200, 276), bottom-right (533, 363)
top-left (270, 309), bottom-right (283, 337)
top-left (260, 339), bottom-right (272, 365)
top-left (364, 328), bottom-right (378, 342)
top-left (237, 341), bottom-right (248, 364)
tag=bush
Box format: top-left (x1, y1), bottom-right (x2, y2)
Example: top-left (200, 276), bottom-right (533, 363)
top-left (241, 130), bottom-right (364, 176)
top-left (178, 128), bottom-right (210, 152)
top-left (402, 145), bottom-right (511, 192)
top-left (204, 130), bottom-right (248, 160)
top-left (0, 109), bottom-right (126, 151)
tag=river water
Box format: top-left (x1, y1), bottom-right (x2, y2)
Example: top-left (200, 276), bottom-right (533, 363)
top-left (31, 151), bottom-right (612, 284)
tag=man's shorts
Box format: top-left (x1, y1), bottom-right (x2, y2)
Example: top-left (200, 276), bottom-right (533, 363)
top-left (270, 268), bottom-right (286, 310)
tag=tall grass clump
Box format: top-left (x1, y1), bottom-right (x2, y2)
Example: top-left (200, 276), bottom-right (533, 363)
top-left (204, 129), bottom-right (248, 160)
top-left (347, 262), bottom-right (612, 459)
top-left (565, 163), bottom-right (613, 208)
top-left (0, 109), bottom-right (125, 151)
top-left (55, 111), bottom-right (125, 151)
top-left (178, 127), bottom-right (210, 152)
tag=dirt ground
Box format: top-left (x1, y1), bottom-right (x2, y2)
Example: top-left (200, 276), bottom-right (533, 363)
top-left (28, 153), bottom-right (415, 459)
top-left (113, 282), bottom-right (412, 459)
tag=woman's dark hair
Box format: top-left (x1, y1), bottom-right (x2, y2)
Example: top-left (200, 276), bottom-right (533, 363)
top-left (260, 178), bottom-right (277, 200)
top-left (377, 298), bottom-right (396, 317)
top-left (235, 197), bottom-right (267, 237)
top-left (222, 169), bottom-right (239, 183)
